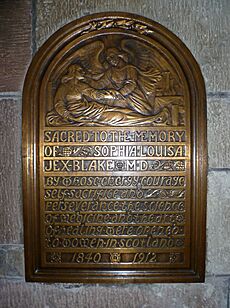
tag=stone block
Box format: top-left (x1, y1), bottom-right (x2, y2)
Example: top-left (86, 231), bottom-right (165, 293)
top-left (206, 171), bottom-right (230, 275)
top-left (0, 98), bottom-right (23, 243)
top-left (0, 277), bottom-right (228, 308)
top-left (35, 0), bottom-right (230, 92)
top-left (0, 0), bottom-right (32, 92)
top-left (207, 95), bottom-right (230, 169)
top-left (0, 245), bottom-right (24, 278)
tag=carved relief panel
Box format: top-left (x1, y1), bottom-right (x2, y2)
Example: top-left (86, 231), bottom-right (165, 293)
top-left (23, 13), bottom-right (207, 282)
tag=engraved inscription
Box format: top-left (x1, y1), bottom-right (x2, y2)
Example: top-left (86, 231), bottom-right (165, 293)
top-left (42, 126), bottom-right (187, 266)
top-left (23, 12), bottom-right (207, 282)
top-left (44, 175), bottom-right (186, 187)
top-left (44, 129), bottom-right (186, 142)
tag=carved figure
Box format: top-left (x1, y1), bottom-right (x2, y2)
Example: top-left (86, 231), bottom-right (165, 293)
top-left (47, 39), bottom-right (183, 126)
top-left (46, 64), bottom-right (169, 126)
top-left (85, 41), bottom-right (162, 116)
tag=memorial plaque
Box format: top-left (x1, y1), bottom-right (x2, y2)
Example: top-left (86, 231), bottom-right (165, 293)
top-left (23, 12), bottom-right (207, 283)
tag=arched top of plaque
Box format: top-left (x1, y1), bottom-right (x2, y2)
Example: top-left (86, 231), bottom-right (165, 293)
top-left (24, 12), bottom-right (206, 128)
top-left (23, 12), bottom-right (207, 283)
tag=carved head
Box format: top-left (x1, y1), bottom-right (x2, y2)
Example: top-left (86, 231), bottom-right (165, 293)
top-left (105, 48), bottom-right (128, 67)
top-left (62, 64), bottom-right (86, 83)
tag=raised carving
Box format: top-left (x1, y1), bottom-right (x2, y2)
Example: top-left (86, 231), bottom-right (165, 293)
top-left (46, 38), bottom-right (184, 127)
top-left (23, 12), bottom-right (207, 283)
top-left (49, 252), bottom-right (62, 263)
top-left (110, 252), bottom-right (121, 263)
top-left (81, 19), bottom-right (155, 36)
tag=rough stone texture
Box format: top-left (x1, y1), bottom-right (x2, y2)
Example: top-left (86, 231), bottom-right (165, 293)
top-left (0, 277), bottom-right (228, 308)
top-left (0, 99), bottom-right (23, 243)
top-left (0, 245), bottom-right (24, 278)
top-left (36, 0), bottom-right (230, 93)
top-left (207, 95), bottom-right (230, 169)
top-left (206, 171), bottom-right (230, 275)
top-left (0, 0), bottom-right (32, 91)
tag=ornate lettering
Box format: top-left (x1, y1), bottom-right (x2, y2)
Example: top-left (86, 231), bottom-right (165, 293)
top-left (23, 12), bottom-right (207, 282)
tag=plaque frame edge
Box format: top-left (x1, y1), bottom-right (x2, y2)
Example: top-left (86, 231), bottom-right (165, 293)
top-left (22, 11), bottom-right (207, 283)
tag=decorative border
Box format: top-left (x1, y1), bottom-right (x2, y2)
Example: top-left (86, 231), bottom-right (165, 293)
top-left (22, 12), bottom-right (207, 283)
top-left (80, 18), bottom-right (155, 36)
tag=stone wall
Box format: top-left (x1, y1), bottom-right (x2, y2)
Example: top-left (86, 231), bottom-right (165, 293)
top-left (0, 0), bottom-right (229, 307)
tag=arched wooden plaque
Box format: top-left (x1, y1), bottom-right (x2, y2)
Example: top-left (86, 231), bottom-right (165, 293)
top-left (23, 12), bottom-right (207, 283)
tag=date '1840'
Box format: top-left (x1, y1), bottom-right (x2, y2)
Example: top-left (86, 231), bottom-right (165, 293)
top-left (23, 12), bottom-right (207, 283)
